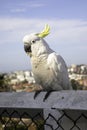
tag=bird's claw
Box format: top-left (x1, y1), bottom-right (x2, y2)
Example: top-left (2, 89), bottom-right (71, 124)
top-left (34, 90), bottom-right (54, 102)
top-left (43, 90), bottom-right (53, 102)
top-left (34, 91), bottom-right (41, 99)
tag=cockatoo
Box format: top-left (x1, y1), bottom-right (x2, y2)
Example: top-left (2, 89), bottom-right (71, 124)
top-left (23, 25), bottom-right (72, 101)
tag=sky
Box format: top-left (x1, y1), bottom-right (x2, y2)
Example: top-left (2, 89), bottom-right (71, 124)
top-left (0, 0), bottom-right (87, 73)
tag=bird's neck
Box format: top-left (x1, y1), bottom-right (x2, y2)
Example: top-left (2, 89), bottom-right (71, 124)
top-left (31, 51), bottom-right (48, 62)
top-left (31, 40), bottom-right (53, 57)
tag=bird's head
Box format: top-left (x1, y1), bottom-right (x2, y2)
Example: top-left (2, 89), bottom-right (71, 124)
top-left (23, 25), bottom-right (50, 57)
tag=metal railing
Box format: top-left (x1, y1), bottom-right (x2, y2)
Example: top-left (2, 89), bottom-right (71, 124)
top-left (0, 91), bottom-right (87, 130)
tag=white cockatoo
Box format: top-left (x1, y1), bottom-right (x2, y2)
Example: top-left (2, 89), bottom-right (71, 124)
top-left (23, 25), bottom-right (72, 101)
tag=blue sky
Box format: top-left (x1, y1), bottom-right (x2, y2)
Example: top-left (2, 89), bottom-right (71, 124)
top-left (0, 0), bottom-right (87, 73)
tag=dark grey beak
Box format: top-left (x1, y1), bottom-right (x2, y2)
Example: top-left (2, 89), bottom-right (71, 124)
top-left (24, 45), bottom-right (31, 53)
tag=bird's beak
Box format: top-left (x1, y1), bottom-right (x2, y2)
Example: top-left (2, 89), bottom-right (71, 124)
top-left (24, 44), bottom-right (31, 53)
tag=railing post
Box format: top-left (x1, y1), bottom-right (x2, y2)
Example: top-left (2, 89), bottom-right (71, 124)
top-left (43, 109), bottom-right (87, 130)
top-left (43, 108), bottom-right (62, 130)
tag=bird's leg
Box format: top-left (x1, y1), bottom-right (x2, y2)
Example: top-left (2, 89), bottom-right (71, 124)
top-left (34, 90), bottom-right (42, 99)
top-left (43, 90), bottom-right (54, 102)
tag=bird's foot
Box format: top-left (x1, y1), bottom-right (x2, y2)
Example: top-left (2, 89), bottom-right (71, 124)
top-left (43, 90), bottom-right (54, 102)
top-left (34, 90), bottom-right (54, 101)
top-left (34, 90), bottom-right (42, 99)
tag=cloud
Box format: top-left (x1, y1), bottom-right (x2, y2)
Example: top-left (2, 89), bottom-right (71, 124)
top-left (0, 17), bottom-right (87, 72)
top-left (9, 1), bottom-right (45, 14)
top-left (10, 3), bottom-right (44, 13)
top-left (0, 18), bottom-right (87, 46)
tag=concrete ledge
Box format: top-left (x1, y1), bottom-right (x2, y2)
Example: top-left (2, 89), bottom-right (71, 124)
top-left (0, 91), bottom-right (87, 110)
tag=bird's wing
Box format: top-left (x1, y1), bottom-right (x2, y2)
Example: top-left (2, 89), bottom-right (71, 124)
top-left (47, 52), bottom-right (70, 89)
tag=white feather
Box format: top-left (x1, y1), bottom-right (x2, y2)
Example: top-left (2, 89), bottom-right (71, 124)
top-left (47, 52), bottom-right (72, 90)
top-left (23, 33), bottom-right (72, 91)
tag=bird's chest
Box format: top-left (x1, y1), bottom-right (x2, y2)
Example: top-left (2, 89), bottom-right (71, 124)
top-left (31, 56), bottom-right (48, 76)
top-left (31, 56), bottom-right (52, 86)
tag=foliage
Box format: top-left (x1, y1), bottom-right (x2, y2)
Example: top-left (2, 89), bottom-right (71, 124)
top-left (0, 74), bottom-right (10, 92)
top-left (71, 79), bottom-right (82, 90)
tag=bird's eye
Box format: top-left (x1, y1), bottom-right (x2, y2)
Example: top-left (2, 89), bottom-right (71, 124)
top-left (31, 40), bottom-right (35, 43)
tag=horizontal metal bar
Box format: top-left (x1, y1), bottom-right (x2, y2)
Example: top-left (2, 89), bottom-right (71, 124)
top-left (0, 91), bottom-right (87, 110)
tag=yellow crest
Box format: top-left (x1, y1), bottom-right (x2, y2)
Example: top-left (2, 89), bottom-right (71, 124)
top-left (37, 24), bottom-right (50, 38)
